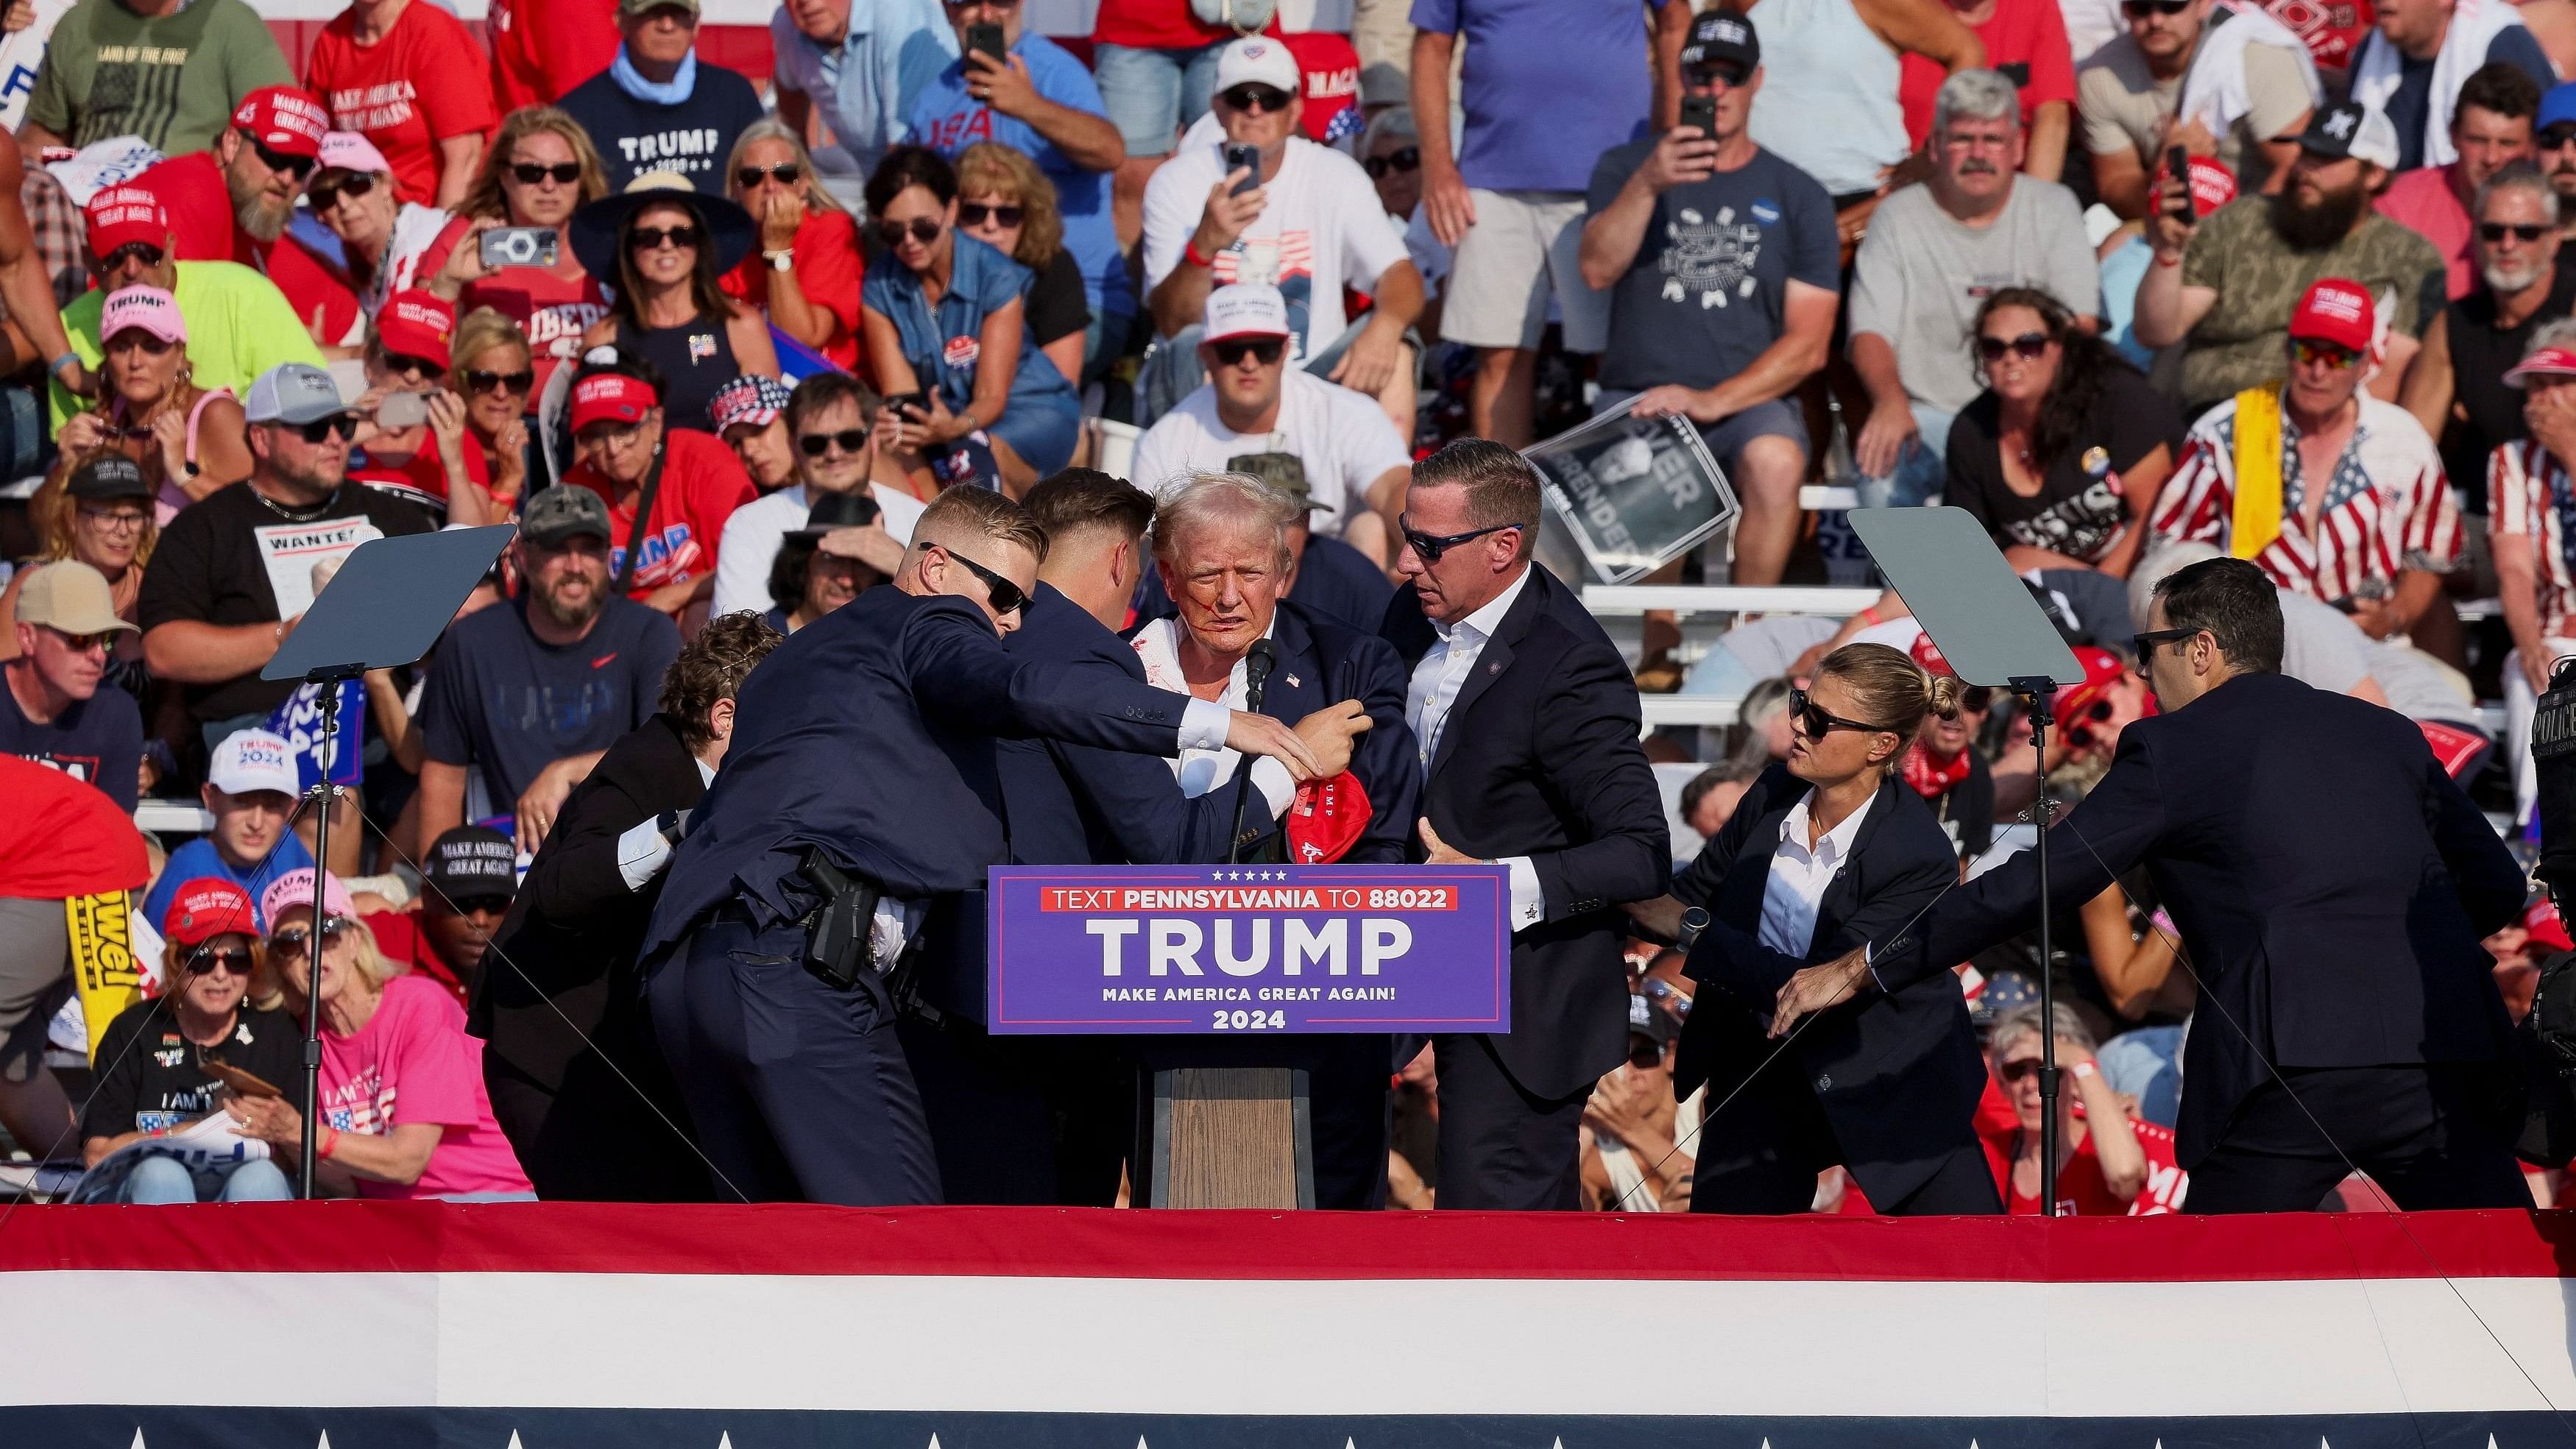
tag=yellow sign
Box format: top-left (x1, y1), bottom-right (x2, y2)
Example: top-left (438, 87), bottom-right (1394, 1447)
top-left (66, 890), bottom-right (141, 1063)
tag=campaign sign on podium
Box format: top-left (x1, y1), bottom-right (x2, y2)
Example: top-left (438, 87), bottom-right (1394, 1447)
top-left (986, 864), bottom-right (1511, 1035)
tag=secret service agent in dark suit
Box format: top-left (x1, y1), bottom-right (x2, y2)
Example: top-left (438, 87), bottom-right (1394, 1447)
top-left (1381, 441), bottom-right (1670, 1211)
top-left (474, 614), bottom-right (784, 1203)
top-left (1775, 558), bottom-right (2533, 1213)
top-left (1667, 745), bottom-right (1997, 1216)
top-left (638, 489), bottom-right (1324, 1206)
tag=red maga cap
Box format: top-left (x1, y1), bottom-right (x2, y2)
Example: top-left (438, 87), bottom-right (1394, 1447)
top-left (2287, 277), bottom-right (2376, 353)
top-left (231, 85), bottom-right (329, 160)
top-left (570, 370), bottom-right (659, 431)
top-left (375, 289), bottom-right (456, 369)
top-left (83, 186), bottom-right (168, 258)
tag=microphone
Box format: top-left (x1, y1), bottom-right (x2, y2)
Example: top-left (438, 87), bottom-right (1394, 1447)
top-left (1230, 640), bottom-right (1281, 864)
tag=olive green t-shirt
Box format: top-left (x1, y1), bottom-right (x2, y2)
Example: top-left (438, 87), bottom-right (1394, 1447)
top-left (2176, 195), bottom-right (2447, 412)
top-left (25, 0), bottom-right (293, 155)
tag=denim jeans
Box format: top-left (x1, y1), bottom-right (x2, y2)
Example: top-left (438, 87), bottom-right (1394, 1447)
top-left (1853, 401), bottom-right (1954, 510)
top-left (121, 1155), bottom-right (294, 1203)
top-left (1094, 40), bottom-right (1230, 157)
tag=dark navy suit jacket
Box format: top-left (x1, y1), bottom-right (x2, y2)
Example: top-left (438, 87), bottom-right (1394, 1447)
top-left (643, 586), bottom-right (1192, 957)
top-left (1381, 564), bottom-right (1669, 1101)
top-left (1872, 670), bottom-right (2527, 1166)
top-left (1670, 766), bottom-right (1986, 1206)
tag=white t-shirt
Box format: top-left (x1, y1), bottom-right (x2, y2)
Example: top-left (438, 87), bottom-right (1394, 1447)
top-left (1127, 369), bottom-right (1410, 536)
top-left (1142, 132), bottom-right (1411, 364)
top-left (708, 481), bottom-right (925, 619)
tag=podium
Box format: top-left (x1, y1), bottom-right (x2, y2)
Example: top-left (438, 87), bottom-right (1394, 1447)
top-left (1146, 1068), bottom-right (1315, 1208)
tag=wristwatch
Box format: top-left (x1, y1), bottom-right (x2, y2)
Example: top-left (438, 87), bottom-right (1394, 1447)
top-left (765, 249), bottom-right (794, 272)
top-left (1676, 906), bottom-right (1710, 952)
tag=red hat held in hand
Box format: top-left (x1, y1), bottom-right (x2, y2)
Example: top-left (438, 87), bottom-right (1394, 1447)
top-left (1286, 772), bottom-right (1372, 865)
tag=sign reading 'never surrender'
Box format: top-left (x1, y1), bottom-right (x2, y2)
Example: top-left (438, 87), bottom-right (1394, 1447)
top-left (986, 865), bottom-right (1510, 1035)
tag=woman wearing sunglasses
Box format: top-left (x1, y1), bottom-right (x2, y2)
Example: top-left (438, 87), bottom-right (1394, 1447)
top-left (574, 172), bottom-right (779, 437)
top-left (226, 869), bottom-right (534, 1201)
top-left (0, 456), bottom-right (157, 691)
top-left (57, 286), bottom-right (252, 523)
top-left (1652, 642), bottom-right (2002, 1215)
top-left (861, 145), bottom-right (1079, 494)
top-left (433, 107), bottom-right (617, 417)
top-left (308, 130), bottom-right (457, 344)
top-left (1945, 287), bottom-right (2180, 578)
top-left (450, 306), bottom-right (537, 507)
top-left (78, 878), bottom-right (299, 1202)
top-left (720, 119), bottom-right (863, 372)
top-left (344, 290), bottom-right (492, 528)
top-left (1981, 1002), bottom-right (2147, 1214)
top-left (957, 141), bottom-right (1092, 389)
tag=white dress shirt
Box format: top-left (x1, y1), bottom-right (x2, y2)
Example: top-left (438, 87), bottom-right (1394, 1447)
top-left (1759, 788), bottom-right (1875, 958)
top-left (1129, 617), bottom-right (1297, 817)
top-left (1405, 568), bottom-right (1546, 931)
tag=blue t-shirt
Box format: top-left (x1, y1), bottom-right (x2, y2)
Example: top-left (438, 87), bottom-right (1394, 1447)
top-left (141, 832), bottom-right (315, 937)
top-left (2382, 27), bottom-right (2557, 171)
top-left (1587, 141), bottom-right (1839, 394)
top-left (862, 231), bottom-right (1076, 422)
top-left (907, 33), bottom-right (1133, 322)
top-left (1410, 0), bottom-right (1669, 193)
top-left (419, 597), bottom-right (680, 815)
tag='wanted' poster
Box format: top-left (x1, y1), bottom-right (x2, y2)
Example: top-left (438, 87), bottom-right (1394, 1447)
top-left (255, 517), bottom-right (382, 620)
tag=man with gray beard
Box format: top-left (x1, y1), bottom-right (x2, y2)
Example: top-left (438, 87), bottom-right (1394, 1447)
top-left (128, 86), bottom-right (329, 263)
top-left (2402, 162), bottom-right (2576, 592)
top-left (2139, 100), bottom-right (2448, 417)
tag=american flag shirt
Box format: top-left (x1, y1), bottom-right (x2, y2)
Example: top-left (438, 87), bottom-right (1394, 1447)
top-left (2150, 392), bottom-right (2461, 603)
top-left (2487, 438), bottom-right (2576, 639)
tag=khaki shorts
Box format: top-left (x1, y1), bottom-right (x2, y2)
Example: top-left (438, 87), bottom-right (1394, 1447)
top-left (1443, 189), bottom-right (1613, 354)
top-left (0, 898), bottom-right (69, 1085)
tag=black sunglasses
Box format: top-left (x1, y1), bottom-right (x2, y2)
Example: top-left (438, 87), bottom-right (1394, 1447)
top-left (737, 163), bottom-right (802, 188)
top-left (2482, 222), bottom-right (2551, 243)
top-left (2000, 1056), bottom-right (2045, 1082)
top-left (1220, 83), bottom-right (1294, 114)
top-left (1362, 146), bottom-right (1420, 179)
top-left (879, 217), bottom-right (943, 247)
top-left (277, 414), bottom-right (359, 444)
top-left (938, 544), bottom-right (1028, 614)
top-left (1961, 685), bottom-right (1995, 712)
top-left (510, 161), bottom-right (584, 185)
top-left (629, 224), bottom-right (701, 251)
top-left (1685, 62), bottom-right (1749, 89)
top-left (799, 428), bottom-right (868, 456)
top-left (266, 917), bottom-right (355, 954)
top-left (2120, 0), bottom-right (2190, 14)
top-left (1400, 515), bottom-right (1520, 564)
top-left (185, 944), bottom-right (254, 977)
top-left (442, 895), bottom-right (512, 917)
top-left (310, 172), bottom-right (377, 210)
top-left (381, 353), bottom-right (443, 379)
top-left (1788, 687), bottom-right (1892, 739)
top-left (2132, 626), bottom-right (2198, 661)
top-left (249, 138), bottom-right (315, 180)
top-left (1211, 336), bottom-right (1286, 367)
top-left (958, 202), bottom-right (1024, 228)
top-left (467, 368), bottom-right (535, 394)
top-left (1976, 330), bottom-right (2050, 362)
top-left (101, 242), bottom-right (163, 272)
top-left (2544, 127), bottom-right (2576, 152)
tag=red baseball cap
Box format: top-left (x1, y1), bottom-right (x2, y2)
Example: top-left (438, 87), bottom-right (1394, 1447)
top-left (1908, 629), bottom-right (1953, 678)
top-left (375, 288), bottom-right (455, 369)
top-left (163, 877), bottom-right (255, 947)
top-left (1286, 772), bottom-right (1372, 865)
top-left (570, 370), bottom-right (658, 432)
top-left (2287, 277), bottom-right (2376, 353)
top-left (83, 186), bottom-right (168, 259)
top-left (232, 85), bottom-right (329, 161)
top-left (2160, 155), bottom-right (2239, 217)
top-left (2507, 346), bottom-right (2576, 389)
top-left (2053, 644), bottom-right (2129, 722)
top-left (2530, 898), bottom-right (2575, 954)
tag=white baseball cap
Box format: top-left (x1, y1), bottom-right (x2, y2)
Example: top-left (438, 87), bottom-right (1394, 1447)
top-left (208, 728), bottom-right (298, 798)
top-left (1214, 37), bottom-right (1300, 96)
top-left (1203, 283), bottom-right (1292, 343)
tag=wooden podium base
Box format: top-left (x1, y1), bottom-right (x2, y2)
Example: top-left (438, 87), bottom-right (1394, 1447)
top-left (1145, 1067), bottom-right (1314, 1208)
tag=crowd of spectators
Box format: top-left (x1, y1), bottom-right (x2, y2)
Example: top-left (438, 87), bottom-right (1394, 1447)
top-left (0, 0), bottom-right (2561, 1215)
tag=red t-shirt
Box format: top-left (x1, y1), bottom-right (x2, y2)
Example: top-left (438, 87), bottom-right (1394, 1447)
top-left (1094, 0), bottom-right (1276, 51)
top-left (721, 208), bottom-right (866, 371)
top-left (349, 430), bottom-right (495, 524)
top-left (488, 0), bottom-right (620, 111)
top-left (2374, 163), bottom-right (2475, 300)
top-left (460, 241), bottom-right (615, 405)
top-left (2260, 0), bottom-right (2373, 72)
top-left (1898, 0), bottom-right (2078, 147)
top-left (360, 910), bottom-right (470, 1008)
top-left (1979, 1091), bottom-right (2136, 1216)
top-left (567, 427), bottom-right (757, 598)
top-left (0, 757), bottom-right (147, 900)
top-left (305, 0), bottom-right (500, 205)
top-left (128, 151), bottom-right (357, 349)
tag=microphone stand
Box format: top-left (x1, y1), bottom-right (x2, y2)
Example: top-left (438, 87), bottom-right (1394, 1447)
top-left (2009, 675), bottom-right (2061, 1216)
top-left (1229, 640), bottom-right (1277, 865)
